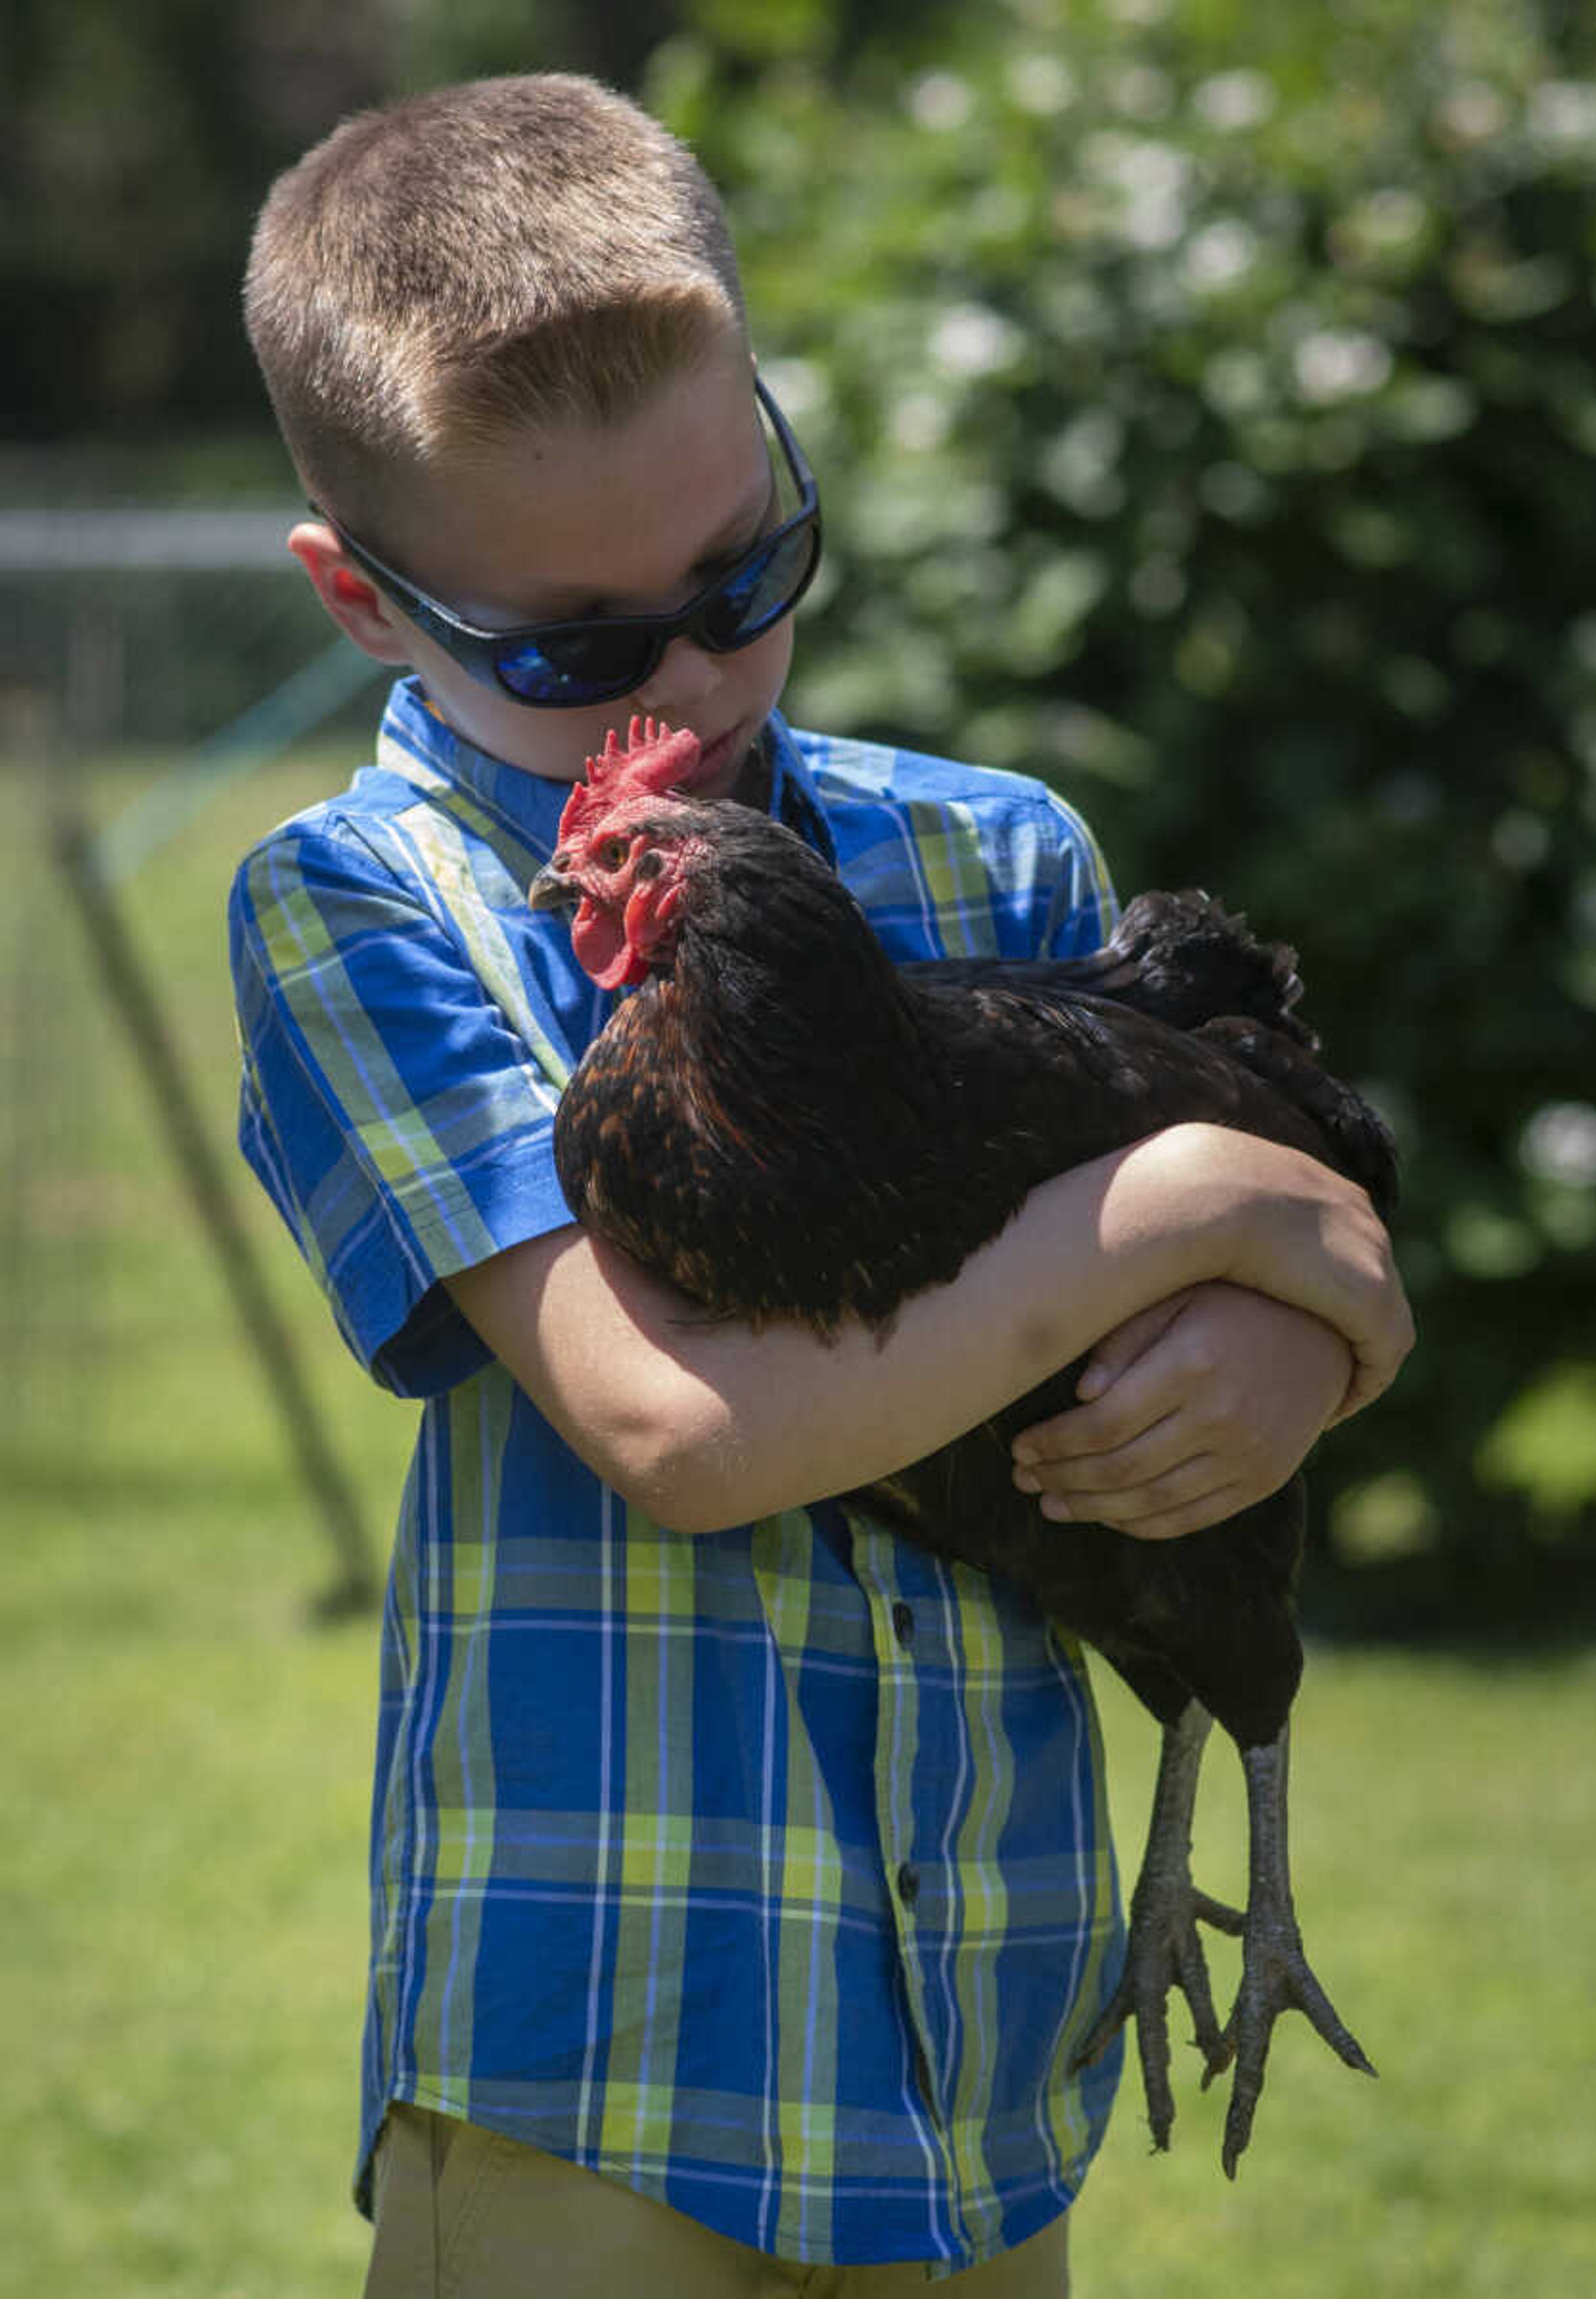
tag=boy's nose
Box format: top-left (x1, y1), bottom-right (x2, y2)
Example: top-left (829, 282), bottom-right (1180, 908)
top-left (635, 635), bottom-right (722, 718)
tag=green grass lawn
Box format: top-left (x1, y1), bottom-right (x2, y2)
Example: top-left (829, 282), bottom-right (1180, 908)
top-left (2, 740), bottom-right (1593, 2295)
top-left (1077, 1654), bottom-right (1596, 2298)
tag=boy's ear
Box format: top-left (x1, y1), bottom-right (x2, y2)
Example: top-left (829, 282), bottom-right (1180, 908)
top-left (288, 521), bottom-right (414, 665)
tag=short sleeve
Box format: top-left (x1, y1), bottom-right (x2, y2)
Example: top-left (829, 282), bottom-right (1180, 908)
top-left (785, 721), bottom-right (1118, 966)
top-left (229, 820), bottom-right (581, 1398)
top-left (1037, 790), bottom-right (1119, 960)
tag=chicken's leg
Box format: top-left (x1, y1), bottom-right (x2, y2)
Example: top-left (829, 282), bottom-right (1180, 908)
top-left (1207, 1723), bottom-right (1377, 2176)
top-left (1069, 1701), bottom-right (1243, 2149)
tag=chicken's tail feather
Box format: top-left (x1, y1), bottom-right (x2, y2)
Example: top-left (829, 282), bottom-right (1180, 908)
top-left (1196, 1014), bottom-right (1399, 1218)
top-left (1074, 890), bottom-right (1316, 1049)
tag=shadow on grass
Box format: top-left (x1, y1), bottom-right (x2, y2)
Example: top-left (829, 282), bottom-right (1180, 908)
top-left (3, 1446), bottom-right (382, 1625)
top-left (2, 1446), bottom-right (328, 1514)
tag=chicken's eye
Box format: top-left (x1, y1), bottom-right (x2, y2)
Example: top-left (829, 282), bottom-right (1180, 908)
top-left (598, 838), bottom-right (629, 871)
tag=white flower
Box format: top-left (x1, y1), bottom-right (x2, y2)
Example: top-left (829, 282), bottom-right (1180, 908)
top-left (1293, 328), bottom-right (1394, 404)
top-left (1344, 187), bottom-right (1430, 253)
top-left (1192, 69), bottom-right (1276, 133)
top-left (930, 304), bottom-right (1024, 378)
top-left (1202, 347), bottom-right (1270, 415)
top-left (756, 357), bottom-right (825, 423)
top-left (1085, 133), bottom-right (1192, 250)
top-left (889, 391), bottom-right (951, 452)
top-left (909, 71), bottom-right (974, 132)
top-left (1007, 54), bottom-right (1075, 116)
top-left (1040, 409), bottom-right (1126, 517)
top-left (1529, 79), bottom-right (1596, 150)
top-left (1436, 80), bottom-right (1509, 145)
top-left (1182, 219), bottom-right (1261, 293)
top-left (1522, 1103), bottom-right (1596, 1188)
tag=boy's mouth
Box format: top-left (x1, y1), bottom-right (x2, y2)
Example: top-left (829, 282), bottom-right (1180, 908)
top-left (676, 724), bottom-right (745, 801)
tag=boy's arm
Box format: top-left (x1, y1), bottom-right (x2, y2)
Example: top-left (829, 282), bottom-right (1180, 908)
top-left (445, 1121), bottom-right (1411, 1535)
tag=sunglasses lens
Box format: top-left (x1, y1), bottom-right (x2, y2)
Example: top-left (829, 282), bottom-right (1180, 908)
top-left (494, 628), bottom-right (653, 706)
top-left (699, 521), bottom-right (819, 651)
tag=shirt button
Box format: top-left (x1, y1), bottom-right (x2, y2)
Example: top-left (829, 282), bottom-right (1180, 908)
top-left (892, 1602), bottom-right (915, 1648)
top-left (897, 1862), bottom-right (921, 1906)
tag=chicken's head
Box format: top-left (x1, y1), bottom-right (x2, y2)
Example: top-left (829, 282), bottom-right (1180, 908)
top-left (530, 717), bottom-right (710, 990)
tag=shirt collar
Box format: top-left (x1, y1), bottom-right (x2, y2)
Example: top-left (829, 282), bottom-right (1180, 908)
top-left (377, 675), bottom-right (835, 866)
top-left (758, 712), bottom-right (838, 866)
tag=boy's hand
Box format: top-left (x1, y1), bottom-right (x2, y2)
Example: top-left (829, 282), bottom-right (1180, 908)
top-left (1010, 1282), bottom-right (1352, 1542)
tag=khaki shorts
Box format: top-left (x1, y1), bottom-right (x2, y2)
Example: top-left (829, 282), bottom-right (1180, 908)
top-left (363, 2105), bottom-right (1071, 2299)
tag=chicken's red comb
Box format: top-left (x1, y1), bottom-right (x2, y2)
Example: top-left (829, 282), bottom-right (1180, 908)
top-left (556, 717), bottom-right (702, 847)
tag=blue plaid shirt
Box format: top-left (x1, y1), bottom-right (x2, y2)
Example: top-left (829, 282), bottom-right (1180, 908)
top-left (229, 676), bottom-right (1126, 2272)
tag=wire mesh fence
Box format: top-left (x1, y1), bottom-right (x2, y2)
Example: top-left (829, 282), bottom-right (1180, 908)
top-left (1, 508), bottom-right (389, 1602)
top-left (0, 505), bottom-right (372, 750)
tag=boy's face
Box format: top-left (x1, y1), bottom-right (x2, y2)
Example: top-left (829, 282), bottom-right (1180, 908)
top-left (294, 340), bottom-right (797, 799)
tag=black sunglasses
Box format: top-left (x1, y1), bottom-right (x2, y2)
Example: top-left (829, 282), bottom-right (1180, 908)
top-left (313, 375), bottom-right (821, 710)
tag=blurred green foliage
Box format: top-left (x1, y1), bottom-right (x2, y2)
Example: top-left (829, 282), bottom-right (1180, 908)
top-left (639, 0), bottom-right (1596, 1603)
top-left (0, 0), bottom-right (679, 444)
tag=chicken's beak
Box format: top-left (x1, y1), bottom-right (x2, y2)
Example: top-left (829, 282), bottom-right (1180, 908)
top-left (529, 860), bottom-right (579, 913)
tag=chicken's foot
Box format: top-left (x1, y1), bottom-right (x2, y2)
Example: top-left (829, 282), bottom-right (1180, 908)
top-left (1069, 1701), bottom-right (1242, 2150)
top-left (1207, 1723), bottom-right (1376, 2177)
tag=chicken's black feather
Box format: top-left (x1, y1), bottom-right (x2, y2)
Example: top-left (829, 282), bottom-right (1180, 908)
top-left (547, 793), bottom-right (1394, 2163)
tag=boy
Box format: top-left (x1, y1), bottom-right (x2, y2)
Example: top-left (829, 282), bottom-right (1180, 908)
top-left (232, 74), bottom-right (1407, 2297)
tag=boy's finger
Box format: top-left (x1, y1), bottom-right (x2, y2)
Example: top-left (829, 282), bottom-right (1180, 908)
top-left (1031, 1452), bottom-right (1218, 1522)
top-left (1015, 1416), bottom-right (1185, 1497)
top-left (1040, 1474), bottom-right (1246, 1542)
top-left (1074, 1294), bottom-right (1191, 1402)
top-left (1012, 1373), bottom-right (1175, 1464)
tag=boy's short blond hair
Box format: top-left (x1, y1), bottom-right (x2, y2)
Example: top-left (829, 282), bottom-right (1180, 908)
top-left (244, 74), bottom-right (748, 537)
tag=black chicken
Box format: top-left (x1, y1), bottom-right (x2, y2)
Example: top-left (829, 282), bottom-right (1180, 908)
top-left (530, 718), bottom-right (1396, 2174)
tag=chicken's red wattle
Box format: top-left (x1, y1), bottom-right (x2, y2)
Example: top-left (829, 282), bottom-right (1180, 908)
top-left (572, 896), bottom-right (650, 990)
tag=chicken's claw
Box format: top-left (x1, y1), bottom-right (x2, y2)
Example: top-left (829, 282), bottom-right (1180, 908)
top-left (1067, 1704), bottom-right (1238, 2148)
top-left (1209, 1729), bottom-right (1377, 2178)
top-left (1071, 1878), bottom-right (1243, 2151)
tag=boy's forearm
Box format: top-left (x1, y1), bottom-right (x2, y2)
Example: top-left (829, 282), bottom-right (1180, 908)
top-left (446, 1123), bottom-right (1409, 1532)
top-left (522, 1150), bottom-right (1208, 1530)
